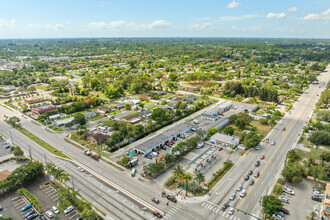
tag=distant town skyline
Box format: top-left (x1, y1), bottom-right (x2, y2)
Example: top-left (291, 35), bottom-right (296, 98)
top-left (0, 0), bottom-right (329, 39)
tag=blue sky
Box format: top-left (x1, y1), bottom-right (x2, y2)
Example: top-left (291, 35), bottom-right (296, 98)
top-left (0, 0), bottom-right (329, 38)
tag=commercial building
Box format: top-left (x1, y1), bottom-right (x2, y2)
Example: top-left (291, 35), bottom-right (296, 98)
top-left (49, 113), bottom-right (67, 121)
top-left (233, 103), bottom-right (258, 113)
top-left (202, 101), bottom-right (233, 119)
top-left (323, 183), bottom-right (330, 218)
top-left (209, 133), bottom-right (240, 149)
top-left (134, 122), bottom-right (193, 156)
top-left (31, 105), bottom-right (57, 115)
top-left (54, 117), bottom-right (75, 127)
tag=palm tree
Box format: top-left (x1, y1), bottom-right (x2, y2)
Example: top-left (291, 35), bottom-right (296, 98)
top-left (172, 165), bottom-right (184, 183)
top-left (194, 172), bottom-right (205, 186)
top-left (310, 211), bottom-right (317, 220)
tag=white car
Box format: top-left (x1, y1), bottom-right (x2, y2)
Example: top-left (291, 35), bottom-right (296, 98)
top-left (77, 167), bottom-right (84, 172)
top-left (271, 141), bottom-right (276, 146)
top-left (283, 188), bottom-right (295, 195)
top-left (237, 185), bottom-right (243, 191)
top-left (230, 193), bottom-right (236, 201)
top-left (46, 211), bottom-right (54, 218)
top-left (52, 206), bottom-right (60, 214)
top-left (228, 207), bottom-right (235, 215)
top-left (279, 196), bottom-right (289, 203)
top-left (64, 206), bottom-right (74, 214)
top-left (240, 189), bottom-right (247, 198)
top-left (272, 214), bottom-right (284, 220)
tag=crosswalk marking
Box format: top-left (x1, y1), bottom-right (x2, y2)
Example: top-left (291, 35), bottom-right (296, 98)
top-left (215, 208), bottom-right (219, 214)
top-left (222, 212), bottom-right (226, 216)
top-left (172, 206), bottom-right (180, 211)
top-left (226, 214), bottom-right (229, 218)
top-left (205, 204), bottom-right (210, 209)
top-left (201, 202), bottom-right (206, 207)
top-left (208, 205), bottom-right (214, 210)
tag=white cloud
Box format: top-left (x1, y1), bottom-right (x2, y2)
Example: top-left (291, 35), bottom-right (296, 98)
top-left (302, 8), bottom-right (330, 20)
top-left (288, 7), bottom-right (298, 12)
top-left (218, 14), bottom-right (260, 21)
top-left (0, 19), bottom-right (7, 28)
top-left (26, 22), bottom-right (69, 31)
top-left (148, 20), bottom-right (170, 29)
top-left (190, 23), bottom-right (212, 30)
top-left (194, 17), bottom-right (212, 21)
top-left (266, 12), bottom-right (286, 19)
top-left (87, 20), bottom-right (171, 30)
top-left (227, 0), bottom-right (240, 9)
top-left (0, 19), bottom-right (16, 28)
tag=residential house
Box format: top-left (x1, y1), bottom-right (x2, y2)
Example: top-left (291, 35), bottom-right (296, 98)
top-left (83, 111), bottom-right (97, 119)
top-left (98, 106), bottom-right (112, 114)
top-left (139, 109), bottom-right (152, 118)
top-left (124, 114), bottom-right (141, 124)
top-left (114, 103), bottom-right (125, 110)
top-left (87, 133), bottom-right (111, 145)
top-left (139, 95), bottom-right (151, 100)
top-left (182, 94), bottom-right (197, 102)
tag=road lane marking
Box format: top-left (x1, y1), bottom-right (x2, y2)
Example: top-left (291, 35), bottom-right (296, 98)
top-left (237, 101), bottom-right (309, 209)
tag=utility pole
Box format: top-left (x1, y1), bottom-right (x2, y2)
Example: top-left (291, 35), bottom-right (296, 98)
top-left (44, 153), bottom-right (47, 164)
top-left (28, 145), bottom-right (32, 161)
top-left (185, 175), bottom-right (188, 196)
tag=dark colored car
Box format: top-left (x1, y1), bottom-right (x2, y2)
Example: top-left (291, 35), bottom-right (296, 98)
top-left (161, 192), bottom-right (166, 197)
top-left (167, 195), bottom-right (177, 203)
top-left (249, 180), bottom-right (255, 186)
top-left (221, 203), bottom-right (228, 211)
top-left (39, 214), bottom-right (46, 220)
top-left (244, 175), bottom-right (250, 181)
top-left (279, 208), bottom-right (290, 215)
top-left (24, 210), bottom-right (36, 218)
top-left (27, 213), bottom-right (39, 220)
top-left (248, 170), bottom-right (253, 175)
top-left (255, 161), bottom-right (260, 167)
top-left (152, 198), bottom-right (160, 204)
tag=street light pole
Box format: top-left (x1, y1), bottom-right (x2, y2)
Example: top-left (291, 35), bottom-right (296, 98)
top-left (28, 145), bottom-right (32, 161)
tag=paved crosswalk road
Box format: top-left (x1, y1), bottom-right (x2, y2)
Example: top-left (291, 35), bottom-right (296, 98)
top-left (201, 201), bottom-right (241, 220)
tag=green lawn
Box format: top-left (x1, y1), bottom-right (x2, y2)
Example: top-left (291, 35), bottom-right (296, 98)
top-left (13, 125), bottom-right (71, 159)
top-left (34, 85), bottom-right (48, 90)
top-left (141, 100), bottom-right (153, 105)
top-left (89, 114), bottom-right (105, 121)
top-left (147, 105), bottom-right (158, 110)
top-left (121, 111), bottom-right (139, 118)
top-left (250, 121), bottom-right (273, 137)
top-left (108, 109), bottom-right (121, 116)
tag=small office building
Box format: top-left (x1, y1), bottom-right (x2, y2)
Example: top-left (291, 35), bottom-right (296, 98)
top-left (209, 133), bottom-right (240, 149)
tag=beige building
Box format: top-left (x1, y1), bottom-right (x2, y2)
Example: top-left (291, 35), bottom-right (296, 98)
top-left (323, 183), bottom-right (330, 218)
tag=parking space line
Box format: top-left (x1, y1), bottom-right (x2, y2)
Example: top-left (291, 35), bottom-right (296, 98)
top-left (68, 211), bottom-right (79, 219)
top-left (47, 191), bottom-right (57, 196)
top-left (53, 198), bottom-right (59, 202)
top-left (11, 196), bottom-right (21, 201)
top-left (50, 194), bottom-right (58, 199)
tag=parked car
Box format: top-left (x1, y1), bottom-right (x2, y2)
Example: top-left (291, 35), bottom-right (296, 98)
top-left (237, 185), bottom-right (243, 191)
top-left (272, 213), bottom-right (284, 220)
top-left (254, 171), bottom-right (260, 178)
top-left (279, 208), bottom-right (289, 215)
top-left (52, 206), bottom-right (60, 214)
top-left (230, 193), bottom-right (236, 201)
top-left (249, 180), bottom-right (255, 186)
top-left (255, 145), bottom-right (261, 150)
top-left (45, 211), bottom-right (54, 218)
top-left (39, 214), bottom-right (46, 220)
top-left (152, 198), bottom-right (160, 204)
top-left (255, 161), bottom-right (260, 167)
top-left (21, 204), bottom-right (32, 212)
top-left (279, 196), bottom-right (289, 203)
top-left (0, 205), bottom-right (2, 210)
top-left (24, 210), bottom-right (36, 218)
top-left (64, 206), bottom-right (74, 214)
top-left (228, 207), bottom-right (235, 215)
top-left (283, 188), bottom-right (295, 195)
top-left (274, 211), bottom-right (285, 217)
top-left (27, 214), bottom-right (39, 220)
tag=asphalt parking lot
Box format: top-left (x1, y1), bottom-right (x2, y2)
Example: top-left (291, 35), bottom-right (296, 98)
top-left (285, 180), bottom-right (324, 220)
top-left (0, 140), bottom-right (12, 157)
top-left (0, 177), bottom-right (79, 220)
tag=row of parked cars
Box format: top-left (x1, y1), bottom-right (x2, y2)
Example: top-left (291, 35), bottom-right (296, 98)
top-left (272, 187), bottom-right (295, 220)
top-left (312, 188), bottom-right (323, 202)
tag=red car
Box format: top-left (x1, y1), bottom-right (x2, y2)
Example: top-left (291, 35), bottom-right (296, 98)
top-left (171, 141), bottom-right (176, 144)
top-left (153, 211), bottom-right (163, 218)
top-left (219, 113), bottom-right (224, 116)
top-left (219, 147), bottom-right (223, 151)
top-left (260, 155), bottom-right (265, 160)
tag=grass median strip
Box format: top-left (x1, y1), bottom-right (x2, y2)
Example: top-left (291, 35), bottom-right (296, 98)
top-left (13, 124), bottom-right (71, 159)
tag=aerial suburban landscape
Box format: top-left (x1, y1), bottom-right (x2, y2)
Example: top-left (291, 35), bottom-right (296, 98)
top-left (0, 1), bottom-right (329, 220)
